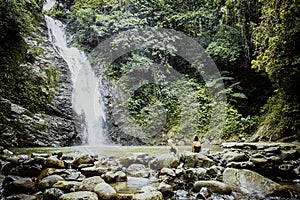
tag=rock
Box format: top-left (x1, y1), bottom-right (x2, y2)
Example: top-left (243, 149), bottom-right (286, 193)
top-left (160, 168), bottom-right (176, 177)
top-left (180, 152), bottom-right (215, 168)
top-left (222, 151), bottom-right (247, 163)
top-left (59, 191), bottom-right (98, 200)
top-left (6, 194), bottom-right (40, 200)
top-left (39, 174), bottom-right (64, 189)
top-left (77, 176), bottom-right (105, 191)
top-left (226, 161), bottom-right (255, 169)
top-left (52, 181), bottom-right (81, 191)
top-left (193, 180), bottom-right (232, 195)
top-left (102, 171), bottom-right (117, 183)
top-left (94, 182), bottom-right (119, 200)
top-left (15, 164), bottom-right (42, 177)
top-left (157, 182), bottom-right (174, 199)
top-left (223, 168), bottom-right (282, 198)
top-left (149, 154), bottom-right (179, 170)
top-left (43, 188), bottom-right (65, 200)
top-left (127, 164), bottom-right (150, 178)
top-left (72, 155), bottom-right (94, 166)
top-left (206, 165), bottom-right (220, 177)
top-left (31, 153), bottom-right (50, 158)
top-left (133, 186), bottom-right (163, 200)
top-left (115, 171), bottom-right (127, 182)
top-left (4, 176), bottom-right (36, 196)
top-left (45, 156), bottom-right (65, 168)
top-left (80, 166), bottom-right (107, 177)
top-left (280, 150), bottom-right (298, 160)
top-left (249, 157), bottom-right (268, 165)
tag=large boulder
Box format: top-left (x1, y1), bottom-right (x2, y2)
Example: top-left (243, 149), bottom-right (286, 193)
top-left (223, 168), bottom-right (283, 198)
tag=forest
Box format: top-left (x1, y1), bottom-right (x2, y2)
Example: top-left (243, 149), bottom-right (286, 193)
top-left (0, 0), bottom-right (299, 145)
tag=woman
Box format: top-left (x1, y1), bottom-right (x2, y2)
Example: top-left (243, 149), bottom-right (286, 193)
top-left (192, 135), bottom-right (201, 153)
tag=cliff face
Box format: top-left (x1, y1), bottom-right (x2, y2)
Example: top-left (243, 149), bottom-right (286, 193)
top-left (0, 1), bottom-right (79, 147)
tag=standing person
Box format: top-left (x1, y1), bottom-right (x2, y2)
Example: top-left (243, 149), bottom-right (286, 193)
top-left (192, 135), bottom-right (201, 153)
top-left (167, 139), bottom-right (178, 155)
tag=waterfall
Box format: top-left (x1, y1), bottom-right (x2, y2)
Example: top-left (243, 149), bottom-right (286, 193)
top-left (44, 8), bottom-right (106, 146)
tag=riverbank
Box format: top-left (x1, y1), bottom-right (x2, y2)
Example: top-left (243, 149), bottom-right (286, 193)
top-left (0, 142), bottom-right (299, 199)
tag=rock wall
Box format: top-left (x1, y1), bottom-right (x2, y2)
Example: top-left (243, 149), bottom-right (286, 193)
top-left (0, 17), bottom-right (78, 147)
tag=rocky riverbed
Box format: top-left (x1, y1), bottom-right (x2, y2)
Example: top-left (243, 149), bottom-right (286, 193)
top-left (0, 142), bottom-right (299, 200)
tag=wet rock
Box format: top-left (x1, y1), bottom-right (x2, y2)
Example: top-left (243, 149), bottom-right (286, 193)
top-left (59, 191), bottom-right (98, 200)
top-left (193, 180), bottom-right (232, 195)
top-left (39, 174), bottom-right (64, 189)
top-left (280, 150), bottom-right (298, 160)
top-left (133, 186), bottom-right (163, 200)
top-left (94, 182), bottom-right (119, 199)
top-left (127, 164), bottom-right (150, 178)
top-left (223, 168), bottom-right (282, 198)
top-left (76, 176), bottom-right (105, 191)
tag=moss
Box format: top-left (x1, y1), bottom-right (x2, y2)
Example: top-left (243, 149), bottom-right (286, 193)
top-left (256, 89), bottom-right (300, 141)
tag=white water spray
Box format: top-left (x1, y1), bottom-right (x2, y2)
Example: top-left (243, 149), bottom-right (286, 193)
top-left (44, 3), bottom-right (106, 146)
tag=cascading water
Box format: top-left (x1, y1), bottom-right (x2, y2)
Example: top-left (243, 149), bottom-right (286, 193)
top-left (43, 2), bottom-right (106, 146)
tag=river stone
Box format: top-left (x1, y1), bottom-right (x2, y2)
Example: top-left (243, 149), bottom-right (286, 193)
top-left (226, 161), bottom-right (255, 169)
top-left (52, 180), bottom-right (81, 191)
top-left (149, 153), bottom-right (179, 170)
top-left (127, 164), bottom-right (150, 178)
top-left (133, 186), bottom-right (163, 200)
top-left (4, 176), bottom-right (36, 195)
top-left (6, 194), bottom-right (39, 200)
top-left (45, 156), bottom-right (65, 168)
top-left (193, 180), bottom-right (232, 195)
top-left (94, 182), bottom-right (118, 200)
top-left (59, 191), bottom-right (98, 200)
top-left (158, 182), bottom-right (174, 199)
top-left (80, 166), bottom-right (108, 177)
top-left (115, 171), bottom-right (127, 182)
top-left (223, 168), bottom-right (282, 197)
top-left (102, 171), bottom-right (117, 183)
top-left (180, 152), bottom-right (215, 168)
top-left (72, 155), bottom-right (94, 166)
top-left (160, 167), bottom-right (176, 177)
top-left (222, 151), bottom-right (247, 163)
top-left (43, 188), bottom-right (65, 200)
top-left (39, 174), bottom-right (64, 189)
top-left (280, 149), bottom-right (298, 160)
top-left (15, 164), bottom-right (42, 177)
top-left (76, 176), bottom-right (105, 191)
